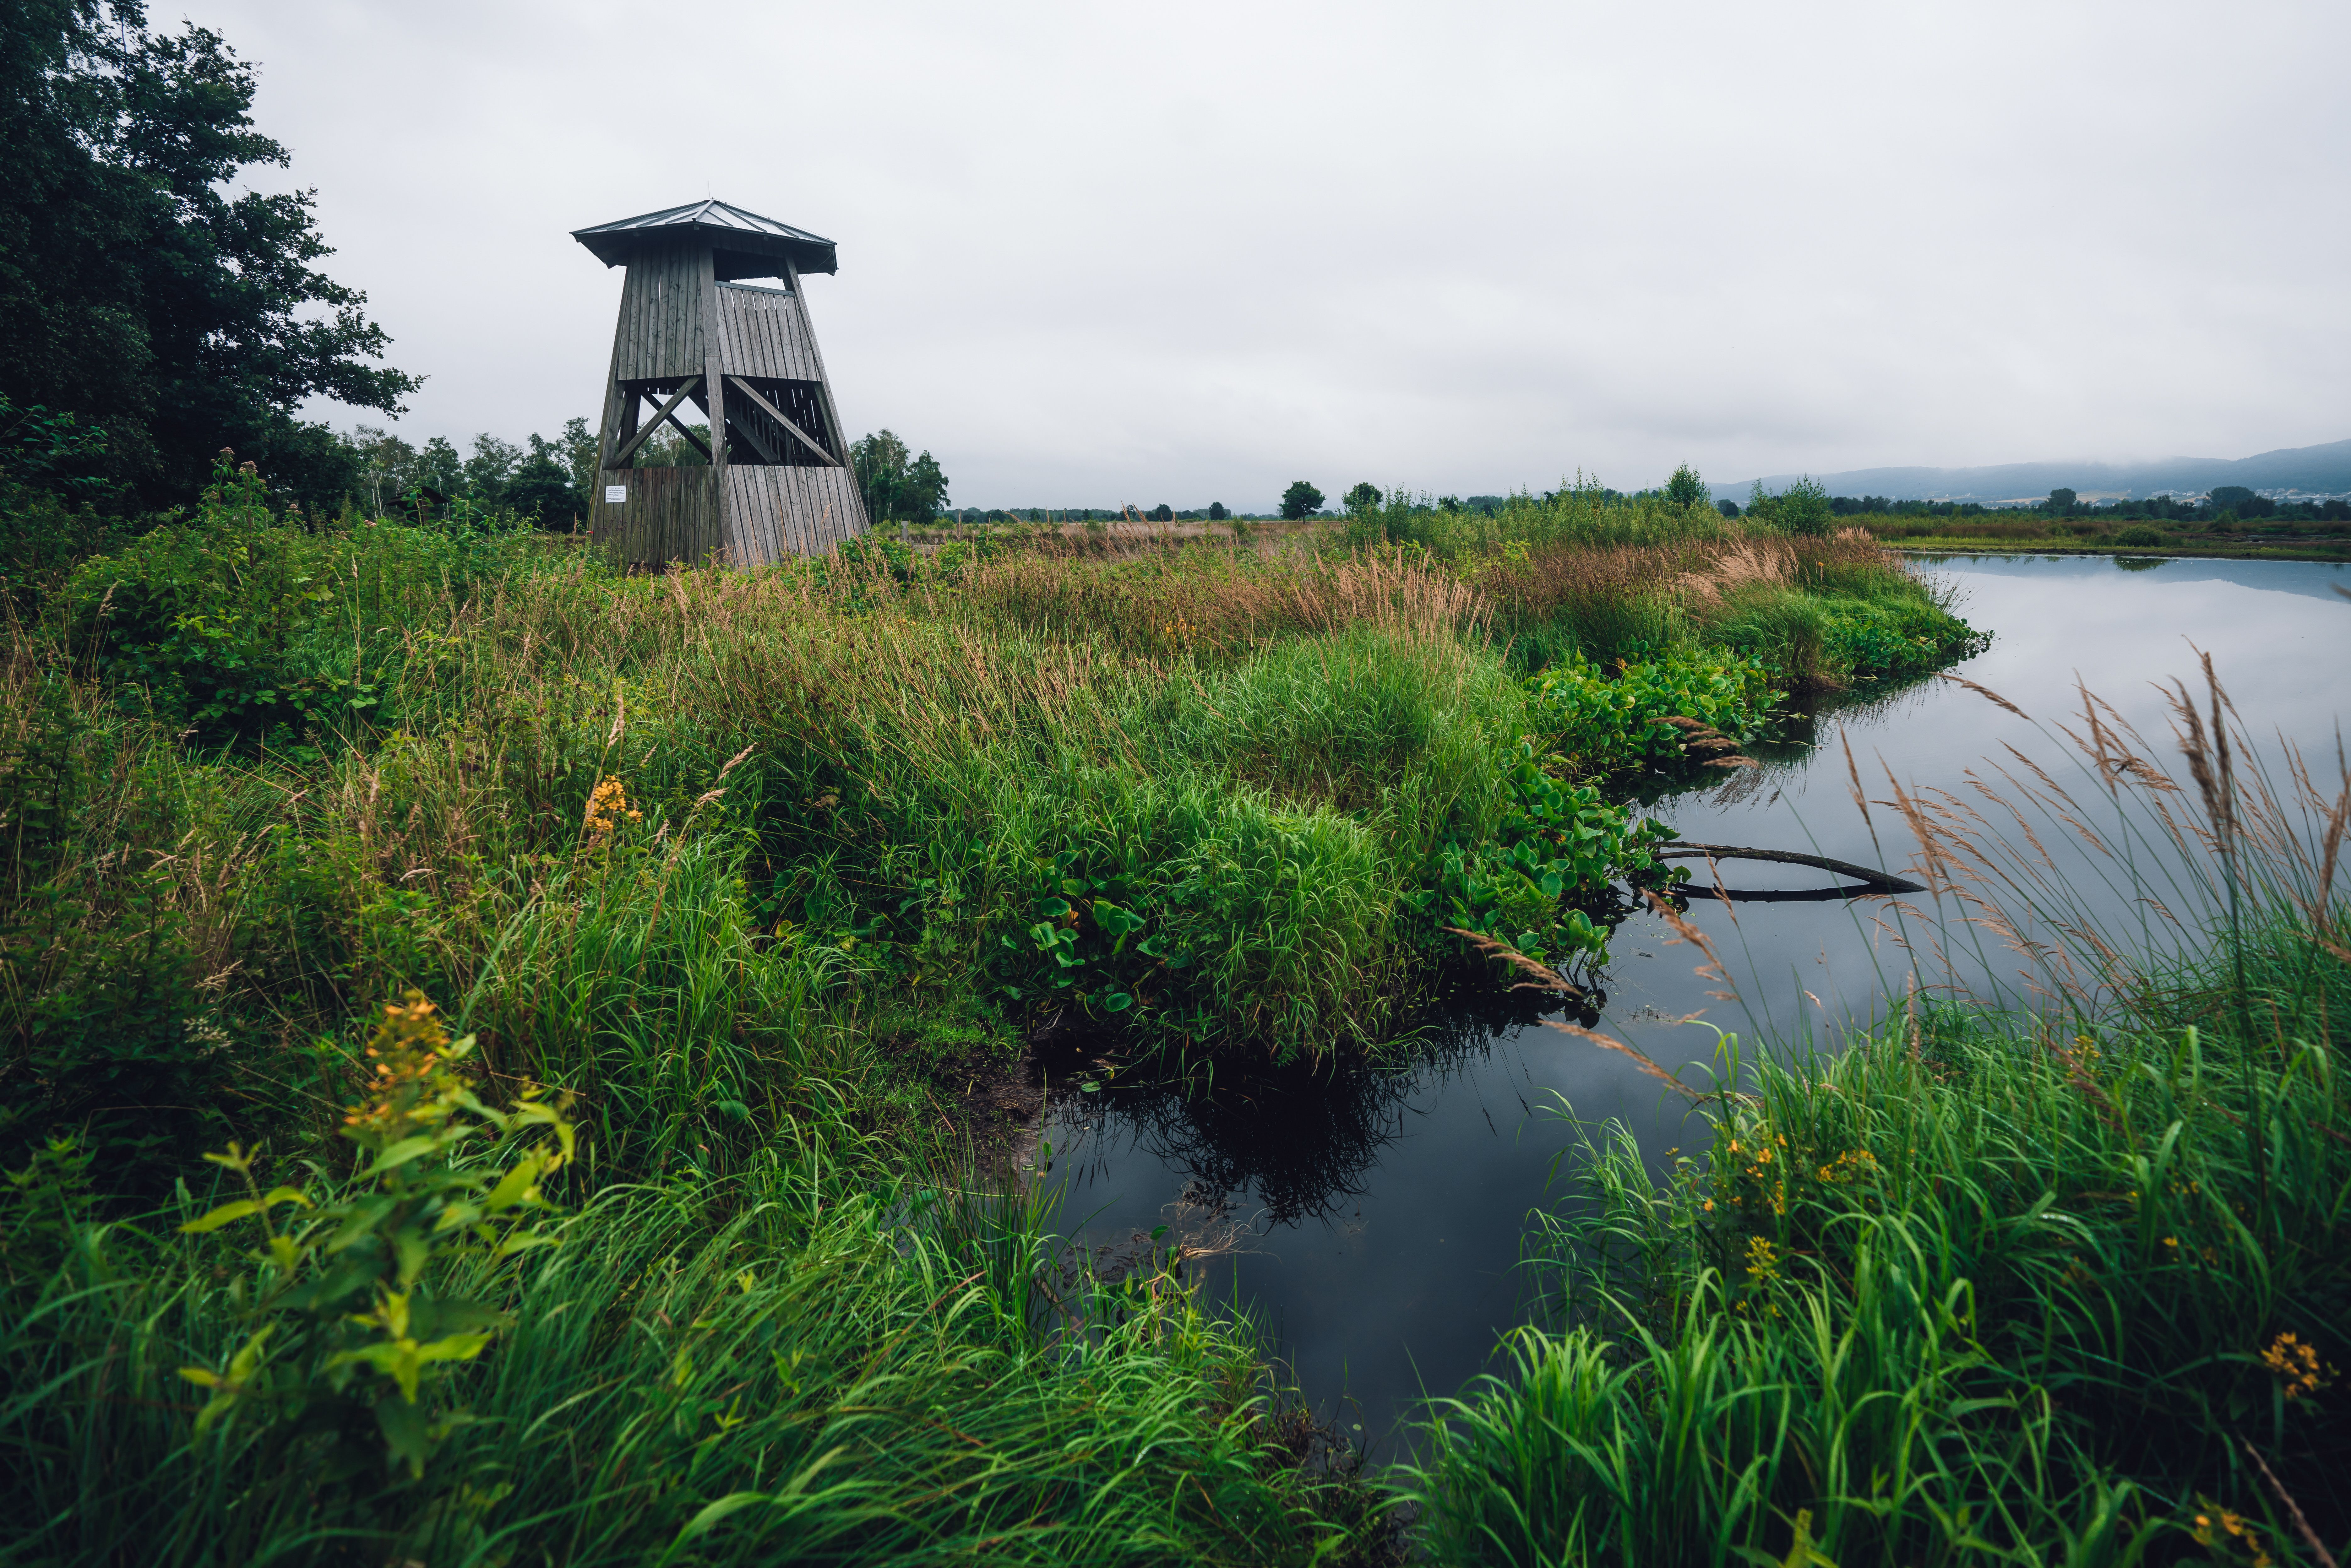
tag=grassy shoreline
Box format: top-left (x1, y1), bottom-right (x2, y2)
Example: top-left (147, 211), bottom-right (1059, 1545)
top-left (1890, 540), bottom-right (2351, 563)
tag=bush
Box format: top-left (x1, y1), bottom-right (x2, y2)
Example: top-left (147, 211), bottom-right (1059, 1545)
top-left (1820, 597), bottom-right (1991, 681)
top-left (1749, 475), bottom-right (1834, 536)
top-left (58, 457), bottom-right (563, 751)
top-left (174, 991), bottom-right (575, 1482)
top-left (1433, 741), bottom-right (1684, 971)
top-left (0, 484), bottom-right (141, 611)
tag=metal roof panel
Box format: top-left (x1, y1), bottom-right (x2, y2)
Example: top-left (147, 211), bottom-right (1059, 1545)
top-left (572, 200), bottom-right (838, 274)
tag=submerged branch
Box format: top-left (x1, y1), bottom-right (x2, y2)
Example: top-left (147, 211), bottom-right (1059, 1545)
top-left (1657, 842), bottom-right (1927, 894)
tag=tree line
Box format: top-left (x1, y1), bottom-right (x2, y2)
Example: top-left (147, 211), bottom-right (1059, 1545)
top-left (1716, 483), bottom-right (2350, 525)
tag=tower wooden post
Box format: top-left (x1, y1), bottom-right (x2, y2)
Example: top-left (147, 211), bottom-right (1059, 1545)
top-left (572, 200), bottom-right (871, 566)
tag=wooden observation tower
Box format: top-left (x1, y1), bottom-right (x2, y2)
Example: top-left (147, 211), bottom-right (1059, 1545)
top-left (573, 200), bottom-right (870, 565)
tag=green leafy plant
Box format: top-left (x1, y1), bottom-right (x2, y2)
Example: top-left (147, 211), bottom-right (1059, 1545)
top-left (1820, 601), bottom-right (1990, 681)
top-left (1435, 740), bottom-right (1684, 968)
top-left (1526, 646), bottom-right (1776, 779)
top-left (1662, 463), bottom-right (1707, 510)
top-left (176, 990), bottom-right (574, 1480)
top-left (999, 846), bottom-right (1196, 1023)
top-left (59, 455), bottom-right (550, 751)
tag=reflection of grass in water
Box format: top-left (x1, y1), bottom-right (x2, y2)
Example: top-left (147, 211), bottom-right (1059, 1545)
top-left (1058, 981), bottom-right (1571, 1229)
top-left (1626, 670), bottom-right (1948, 813)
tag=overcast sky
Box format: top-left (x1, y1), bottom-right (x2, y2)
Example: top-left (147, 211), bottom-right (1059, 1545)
top-left (190, 0), bottom-right (2349, 510)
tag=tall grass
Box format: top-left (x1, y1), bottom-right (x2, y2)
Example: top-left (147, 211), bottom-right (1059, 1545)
top-left (1407, 668), bottom-right (2351, 1566)
top-left (1, 1137), bottom-right (1375, 1565)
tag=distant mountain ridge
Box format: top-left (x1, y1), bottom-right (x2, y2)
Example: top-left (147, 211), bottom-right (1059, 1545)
top-left (1714, 437), bottom-right (2351, 503)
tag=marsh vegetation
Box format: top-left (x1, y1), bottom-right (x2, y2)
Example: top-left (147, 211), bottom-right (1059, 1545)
top-left (0, 460), bottom-right (2000, 1559)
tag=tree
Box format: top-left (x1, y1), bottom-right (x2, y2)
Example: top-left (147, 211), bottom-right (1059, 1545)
top-left (1343, 481), bottom-right (1381, 514)
top-left (1750, 475), bottom-right (1833, 536)
top-left (505, 442), bottom-right (579, 524)
top-left (852, 430), bottom-right (908, 521)
top-left (346, 425), bottom-right (411, 516)
top-left (2045, 488), bottom-right (2078, 513)
top-left (850, 430), bottom-right (946, 524)
top-left (903, 451), bottom-right (948, 520)
top-left (416, 437), bottom-right (465, 497)
top-left (1207, 502), bottom-right (1228, 521)
top-left (1148, 502), bottom-right (1174, 522)
top-left (1278, 480), bottom-right (1323, 520)
top-left (0, 393), bottom-right (113, 502)
top-left (555, 418), bottom-right (597, 504)
top-left (475, 420), bottom-right (597, 526)
top-left (1, 1), bottom-right (417, 507)
top-left (1717, 498), bottom-right (1740, 518)
top-left (462, 434), bottom-right (523, 499)
top-left (1663, 464), bottom-right (1707, 509)
top-left (2208, 486), bottom-right (2257, 514)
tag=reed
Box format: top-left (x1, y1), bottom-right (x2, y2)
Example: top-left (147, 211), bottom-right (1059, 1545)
top-left (1406, 666), bottom-right (2351, 1566)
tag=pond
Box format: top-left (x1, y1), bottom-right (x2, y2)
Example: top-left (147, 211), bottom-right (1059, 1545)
top-left (1035, 554), bottom-right (2351, 1452)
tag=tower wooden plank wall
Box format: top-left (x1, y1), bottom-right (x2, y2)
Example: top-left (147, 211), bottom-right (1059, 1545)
top-left (573, 201), bottom-right (870, 568)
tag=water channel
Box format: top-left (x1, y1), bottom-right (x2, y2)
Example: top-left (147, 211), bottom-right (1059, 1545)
top-left (1036, 554), bottom-right (2351, 1451)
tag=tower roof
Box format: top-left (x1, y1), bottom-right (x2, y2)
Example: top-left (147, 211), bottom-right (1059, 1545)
top-left (572, 200), bottom-right (838, 278)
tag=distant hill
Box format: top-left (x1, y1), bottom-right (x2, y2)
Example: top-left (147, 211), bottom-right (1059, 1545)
top-left (1714, 438), bottom-right (2351, 504)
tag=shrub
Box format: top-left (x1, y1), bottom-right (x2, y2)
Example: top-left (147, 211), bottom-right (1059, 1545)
top-left (1662, 464), bottom-right (1707, 510)
top-left (1433, 741), bottom-right (1684, 971)
top-left (1820, 598), bottom-right (1991, 681)
top-left (58, 457), bottom-right (562, 751)
top-left (1749, 475), bottom-right (1834, 536)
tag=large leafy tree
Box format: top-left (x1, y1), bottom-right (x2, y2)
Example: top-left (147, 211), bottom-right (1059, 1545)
top-left (1278, 480), bottom-right (1323, 520)
top-left (0, 0), bottom-right (417, 507)
top-left (852, 430), bottom-right (948, 524)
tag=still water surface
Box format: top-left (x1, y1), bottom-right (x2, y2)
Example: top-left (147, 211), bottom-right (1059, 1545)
top-left (1038, 555), bottom-right (2350, 1450)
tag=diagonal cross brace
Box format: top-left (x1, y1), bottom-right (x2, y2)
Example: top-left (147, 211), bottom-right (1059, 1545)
top-left (726, 410), bottom-right (784, 465)
top-left (611, 377), bottom-right (707, 465)
top-left (725, 375), bottom-right (842, 467)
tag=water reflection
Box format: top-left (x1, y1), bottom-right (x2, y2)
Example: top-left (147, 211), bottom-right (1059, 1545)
top-left (1044, 985), bottom-right (1565, 1232)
